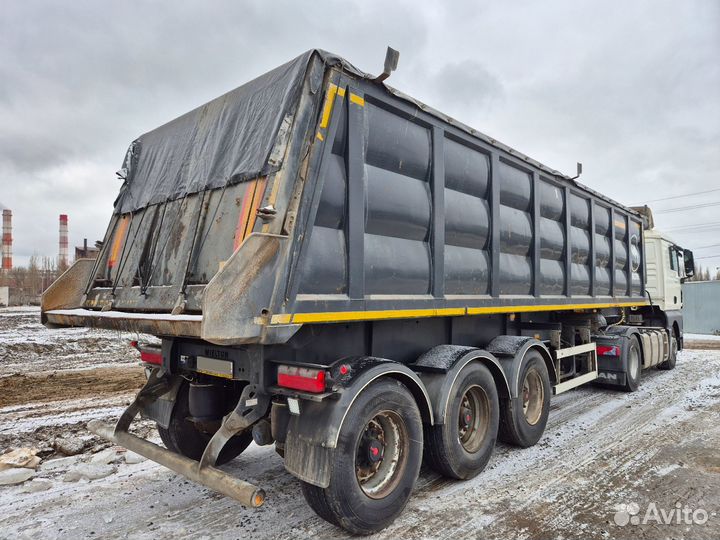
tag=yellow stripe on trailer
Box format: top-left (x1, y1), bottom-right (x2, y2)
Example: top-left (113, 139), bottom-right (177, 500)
top-left (269, 301), bottom-right (648, 325)
top-left (349, 93), bottom-right (365, 107)
top-left (466, 301), bottom-right (645, 315)
top-left (319, 84), bottom-right (346, 129)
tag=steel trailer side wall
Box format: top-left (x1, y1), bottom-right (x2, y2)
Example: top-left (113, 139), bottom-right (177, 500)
top-left (285, 71), bottom-right (645, 321)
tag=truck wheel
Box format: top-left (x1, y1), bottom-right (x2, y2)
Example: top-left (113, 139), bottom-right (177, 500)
top-left (158, 382), bottom-right (252, 465)
top-left (300, 481), bottom-right (339, 526)
top-left (499, 350), bottom-right (551, 447)
top-left (621, 336), bottom-right (642, 391)
top-left (425, 363), bottom-right (499, 479)
top-left (658, 333), bottom-right (678, 370)
top-left (301, 378), bottom-right (423, 534)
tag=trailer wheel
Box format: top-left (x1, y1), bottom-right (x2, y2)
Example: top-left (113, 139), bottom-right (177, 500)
top-left (425, 363), bottom-right (499, 479)
top-left (300, 481), bottom-right (339, 526)
top-left (499, 350), bottom-right (551, 447)
top-left (301, 378), bottom-right (422, 534)
top-left (621, 336), bottom-right (642, 391)
top-left (658, 332), bottom-right (678, 370)
top-left (157, 382), bottom-right (252, 465)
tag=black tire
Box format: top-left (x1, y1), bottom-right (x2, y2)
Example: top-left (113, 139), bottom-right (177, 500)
top-left (157, 382), bottom-right (252, 465)
top-left (300, 481), bottom-right (339, 526)
top-left (658, 331), bottom-right (678, 370)
top-left (425, 362), bottom-right (499, 479)
top-left (621, 336), bottom-right (642, 391)
top-left (498, 350), bottom-right (551, 448)
top-left (300, 378), bottom-right (423, 535)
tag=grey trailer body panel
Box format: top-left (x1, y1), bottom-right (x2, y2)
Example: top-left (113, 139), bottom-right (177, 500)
top-left (279, 72), bottom-right (645, 329)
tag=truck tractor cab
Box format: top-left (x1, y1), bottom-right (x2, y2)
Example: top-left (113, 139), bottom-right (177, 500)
top-left (643, 229), bottom-right (694, 311)
top-left (640, 224), bottom-right (694, 356)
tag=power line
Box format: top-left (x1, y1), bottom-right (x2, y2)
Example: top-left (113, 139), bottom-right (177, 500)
top-left (695, 254), bottom-right (720, 260)
top-left (636, 187), bottom-right (720, 204)
top-left (668, 229), bottom-right (720, 235)
top-left (692, 243), bottom-right (720, 250)
top-left (665, 221), bottom-right (720, 232)
top-left (654, 201), bottom-right (720, 214)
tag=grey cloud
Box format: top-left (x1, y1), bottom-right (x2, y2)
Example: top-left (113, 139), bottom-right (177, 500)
top-left (427, 60), bottom-right (505, 119)
top-left (0, 0), bottom-right (718, 266)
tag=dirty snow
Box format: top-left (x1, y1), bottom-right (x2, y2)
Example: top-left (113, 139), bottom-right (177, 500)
top-left (685, 332), bottom-right (720, 341)
top-left (1, 307), bottom-right (719, 539)
top-left (0, 306), bottom-right (157, 374)
top-left (46, 308), bottom-right (202, 322)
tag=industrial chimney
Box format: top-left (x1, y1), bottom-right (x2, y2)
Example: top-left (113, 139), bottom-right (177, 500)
top-left (59, 214), bottom-right (69, 268)
top-left (2, 209), bottom-right (11, 271)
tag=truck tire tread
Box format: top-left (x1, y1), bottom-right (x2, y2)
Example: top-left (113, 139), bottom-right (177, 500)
top-left (425, 363), bottom-right (499, 479)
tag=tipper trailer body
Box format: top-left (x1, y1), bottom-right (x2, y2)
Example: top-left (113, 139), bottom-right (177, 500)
top-left (42, 49), bottom-right (694, 534)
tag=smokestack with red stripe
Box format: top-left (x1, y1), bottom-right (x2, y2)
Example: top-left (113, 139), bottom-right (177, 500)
top-left (59, 214), bottom-right (69, 268)
top-left (1, 209), bottom-right (11, 271)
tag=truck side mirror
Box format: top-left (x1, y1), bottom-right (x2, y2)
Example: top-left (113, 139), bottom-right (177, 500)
top-left (683, 249), bottom-right (695, 278)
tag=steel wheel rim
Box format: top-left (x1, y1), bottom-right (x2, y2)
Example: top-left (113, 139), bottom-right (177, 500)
top-left (457, 384), bottom-right (490, 453)
top-left (522, 368), bottom-right (544, 426)
top-left (355, 410), bottom-right (408, 499)
top-left (629, 346), bottom-right (640, 376)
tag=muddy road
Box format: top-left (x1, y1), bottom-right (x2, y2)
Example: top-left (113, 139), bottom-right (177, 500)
top-left (1, 306), bottom-right (719, 539)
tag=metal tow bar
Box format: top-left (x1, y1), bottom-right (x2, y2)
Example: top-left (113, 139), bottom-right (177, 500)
top-left (86, 371), bottom-right (267, 508)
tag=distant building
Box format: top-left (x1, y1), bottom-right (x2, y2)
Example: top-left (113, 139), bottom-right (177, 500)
top-left (75, 238), bottom-right (101, 260)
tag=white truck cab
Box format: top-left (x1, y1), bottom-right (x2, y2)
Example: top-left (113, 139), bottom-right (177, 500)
top-left (643, 228), bottom-right (694, 312)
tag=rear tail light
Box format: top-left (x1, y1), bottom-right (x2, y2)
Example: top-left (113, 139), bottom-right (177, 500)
top-left (130, 341), bottom-right (162, 365)
top-left (139, 350), bottom-right (163, 365)
top-left (277, 365), bottom-right (326, 393)
top-left (597, 345), bottom-right (621, 356)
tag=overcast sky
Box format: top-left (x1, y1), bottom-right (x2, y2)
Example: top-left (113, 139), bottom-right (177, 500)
top-left (1, 1), bottom-right (719, 271)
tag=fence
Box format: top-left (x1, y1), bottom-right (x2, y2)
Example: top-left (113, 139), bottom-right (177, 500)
top-left (682, 281), bottom-right (720, 335)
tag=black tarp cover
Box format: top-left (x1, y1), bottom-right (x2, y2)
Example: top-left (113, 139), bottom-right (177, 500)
top-left (114, 50), bottom-right (364, 214)
top-left (113, 48), bottom-right (638, 218)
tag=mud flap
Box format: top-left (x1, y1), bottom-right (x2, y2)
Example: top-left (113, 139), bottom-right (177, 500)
top-left (594, 332), bottom-right (634, 388)
top-left (284, 431), bottom-right (334, 488)
top-left (282, 359), bottom-right (434, 488)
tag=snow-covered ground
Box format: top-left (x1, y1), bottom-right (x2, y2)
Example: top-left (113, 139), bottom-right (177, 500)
top-left (685, 333), bottom-right (720, 342)
top-left (0, 306), bottom-right (150, 374)
top-left (1, 307), bottom-right (719, 539)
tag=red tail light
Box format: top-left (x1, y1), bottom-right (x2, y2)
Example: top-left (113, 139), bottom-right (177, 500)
top-left (139, 350), bottom-right (163, 365)
top-left (597, 345), bottom-right (621, 356)
top-left (277, 365), bottom-right (326, 393)
top-left (131, 341), bottom-right (162, 365)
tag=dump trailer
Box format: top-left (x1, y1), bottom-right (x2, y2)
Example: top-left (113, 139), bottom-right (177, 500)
top-left (42, 48), bottom-right (696, 534)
